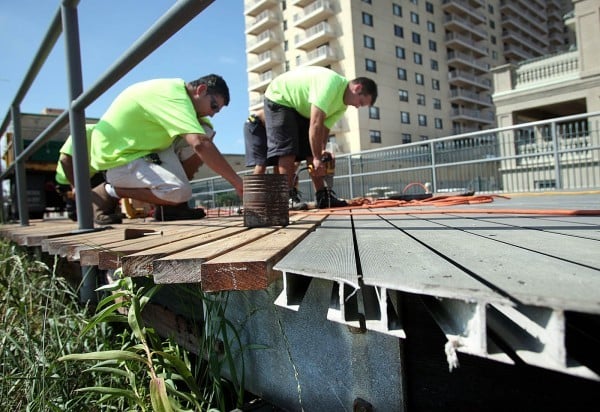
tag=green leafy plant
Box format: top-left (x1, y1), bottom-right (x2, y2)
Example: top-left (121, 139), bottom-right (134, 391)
top-left (60, 269), bottom-right (250, 411)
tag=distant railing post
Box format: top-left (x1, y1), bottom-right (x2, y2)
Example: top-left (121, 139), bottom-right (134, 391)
top-left (429, 140), bottom-right (437, 193)
top-left (551, 120), bottom-right (562, 189)
top-left (10, 106), bottom-right (28, 225)
top-left (62, 0), bottom-right (94, 230)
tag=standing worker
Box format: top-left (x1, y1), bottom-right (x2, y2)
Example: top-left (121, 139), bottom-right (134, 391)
top-left (263, 66), bottom-right (377, 208)
top-left (88, 74), bottom-right (243, 224)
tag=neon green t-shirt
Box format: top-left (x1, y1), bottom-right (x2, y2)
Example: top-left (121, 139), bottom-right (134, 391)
top-left (89, 78), bottom-right (208, 171)
top-left (55, 124), bottom-right (97, 185)
top-left (264, 66), bottom-right (349, 129)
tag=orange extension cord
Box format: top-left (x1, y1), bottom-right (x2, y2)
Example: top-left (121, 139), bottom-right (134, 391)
top-left (291, 194), bottom-right (600, 216)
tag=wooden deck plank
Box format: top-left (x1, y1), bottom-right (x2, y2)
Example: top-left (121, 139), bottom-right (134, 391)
top-left (84, 223), bottom-right (231, 268)
top-left (152, 227), bottom-right (277, 284)
top-left (200, 215), bottom-right (327, 292)
top-left (353, 214), bottom-right (511, 304)
top-left (389, 213), bottom-right (600, 313)
top-left (4, 220), bottom-right (78, 246)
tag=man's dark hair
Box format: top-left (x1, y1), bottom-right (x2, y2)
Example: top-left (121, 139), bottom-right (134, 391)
top-left (189, 74), bottom-right (230, 105)
top-left (352, 77), bottom-right (378, 105)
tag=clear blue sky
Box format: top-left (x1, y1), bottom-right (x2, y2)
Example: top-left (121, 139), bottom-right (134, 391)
top-left (0, 0), bottom-right (249, 154)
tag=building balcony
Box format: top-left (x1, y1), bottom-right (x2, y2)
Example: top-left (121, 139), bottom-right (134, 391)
top-left (445, 33), bottom-right (487, 57)
top-left (450, 107), bottom-right (495, 124)
top-left (294, 21), bottom-right (336, 50)
top-left (450, 89), bottom-right (493, 107)
top-left (499, 1), bottom-right (547, 34)
top-left (448, 70), bottom-right (492, 90)
top-left (247, 50), bottom-right (283, 73)
top-left (293, 0), bottom-right (335, 29)
top-left (501, 14), bottom-right (548, 37)
top-left (502, 31), bottom-right (546, 56)
top-left (443, 15), bottom-right (487, 41)
top-left (248, 70), bottom-right (276, 93)
top-left (503, 44), bottom-right (533, 61)
top-left (246, 10), bottom-right (279, 35)
top-left (244, 0), bottom-right (278, 17)
top-left (513, 50), bottom-right (579, 90)
top-left (447, 50), bottom-right (490, 73)
top-left (290, 0), bottom-right (315, 7)
top-left (297, 45), bottom-right (339, 67)
top-left (441, 0), bottom-right (486, 24)
top-left (247, 29), bottom-right (280, 54)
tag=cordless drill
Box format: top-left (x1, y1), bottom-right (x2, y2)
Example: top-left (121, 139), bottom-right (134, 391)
top-left (321, 152), bottom-right (335, 190)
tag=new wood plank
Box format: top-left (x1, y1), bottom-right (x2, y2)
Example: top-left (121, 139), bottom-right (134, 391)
top-left (353, 214), bottom-right (511, 305)
top-left (152, 227), bottom-right (276, 284)
top-left (200, 215), bottom-right (327, 292)
top-left (389, 213), bottom-right (600, 314)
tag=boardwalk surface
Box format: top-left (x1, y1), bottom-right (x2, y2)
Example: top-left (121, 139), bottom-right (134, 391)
top-left (1, 192), bottom-right (599, 381)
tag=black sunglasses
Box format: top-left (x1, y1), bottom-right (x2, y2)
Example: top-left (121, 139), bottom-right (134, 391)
top-left (209, 95), bottom-right (219, 112)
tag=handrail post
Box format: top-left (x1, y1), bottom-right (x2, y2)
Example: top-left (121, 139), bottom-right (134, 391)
top-left (10, 106), bottom-right (29, 226)
top-left (550, 120), bottom-right (562, 189)
top-left (62, 1), bottom-right (93, 230)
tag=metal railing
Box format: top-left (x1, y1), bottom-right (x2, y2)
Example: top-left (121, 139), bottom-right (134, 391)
top-left (191, 112), bottom-right (600, 208)
top-left (0, 0), bottom-right (214, 228)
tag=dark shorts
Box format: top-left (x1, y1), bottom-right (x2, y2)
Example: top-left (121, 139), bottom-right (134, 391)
top-left (264, 98), bottom-right (310, 163)
top-left (243, 118), bottom-right (276, 167)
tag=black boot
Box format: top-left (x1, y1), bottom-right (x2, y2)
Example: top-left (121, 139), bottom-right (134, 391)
top-left (316, 188), bottom-right (348, 209)
top-left (153, 203), bottom-right (206, 221)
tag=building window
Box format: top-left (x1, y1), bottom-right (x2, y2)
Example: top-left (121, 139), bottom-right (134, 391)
top-left (397, 67), bottom-right (407, 80)
top-left (369, 106), bottom-right (380, 119)
top-left (399, 89), bottom-right (409, 102)
top-left (417, 93), bottom-right (426, 105)
top-left (490, 20), bottom-right (495, 29)
top-left (370, 130), bottom-right (381, 143)
top-left (410, 11), bottom-right (419, 24)
top-left (283, 20), bottom-right (287, 31)
top-left (425, 1), bottom-right (434, 13)
top-left (393, 3), bottom-right (402, 16)
top-left (491, 35), bottom-right (497, 45)
top-left (430, 59), bottom-right (439, 70)
top-left (410, 0), bottom-right (418, 4)
top-left (427, 21), bottom-right (435, 32)
top-left (402, 133), bottom-right (412, 143)
top-left (414, 52), bottom-right (423, 65)
top-left (432, 79), bottom-right (440, 90)
top-left (284, 40), bottom-right (288, 51)
top-left (362, 0), bottom-right (372, 3)
top-left (435, 118), bottom-right (443, 129)
top-left (488, 4), bottom-right (494, 14)
top-left (420, 135), bottom-right (429, 141)
top-left (364, 35), bottom-right (375, 49)
top-left (281, 1), bottom-right (286, 10)
top-left (429, 40), bottom-right (437, 51)
top-left (396, 46), bottom-right (406, 59)
top-left (394, 24), bottom-right (404, 38)
top-left (433, 98), bottom-right (441, 109)
top-left (401, 112), bottom-right (410, 124)
top-left (365, 58), bottom-right (377, 72)
top-left (362, 12), bottom-right (373, 26)
top-left (415, 73), bottom-right (424, 85)
top-left (412, 32), bottom-right (421, 44)
top-left (418, 114), bottom-right (427, 126)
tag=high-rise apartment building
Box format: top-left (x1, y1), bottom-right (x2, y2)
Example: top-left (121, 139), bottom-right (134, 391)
top-left (243, 0), bottom-right (573, 154)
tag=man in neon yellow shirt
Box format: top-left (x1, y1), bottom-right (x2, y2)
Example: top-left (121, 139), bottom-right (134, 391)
top-left (88, 74), bottom-right (242, 224)
top-left (263, 66), bottom-right (377, 208)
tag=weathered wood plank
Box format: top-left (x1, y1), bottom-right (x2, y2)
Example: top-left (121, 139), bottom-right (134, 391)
top-left (121, 225), bottom-right (246, 277)
top-left (100, 222), bottom-right (247, 271)
top-left (3, 220), bottom-right (78, 246)
top-left (200, 215), bottom-right (327, 292)
top-left (152, 227), bottom-right (277, 284)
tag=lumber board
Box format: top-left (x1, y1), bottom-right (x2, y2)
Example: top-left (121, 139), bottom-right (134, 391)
top-left (90, 225), bottom-right (225, 269)
top-left (121, 225), bottom-right (246, 277)
top-left (200, 215), bottom-right (327, 292)
top-left (152, 227), bottom-right (276, 284)
top-left (3, 220), bottom-right (78, 246)
top-left (96, 219), bottom-right (244, 270)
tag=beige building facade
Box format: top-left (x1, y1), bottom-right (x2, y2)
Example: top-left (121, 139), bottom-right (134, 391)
top-left (244, 0), bottom-right (573, 154)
